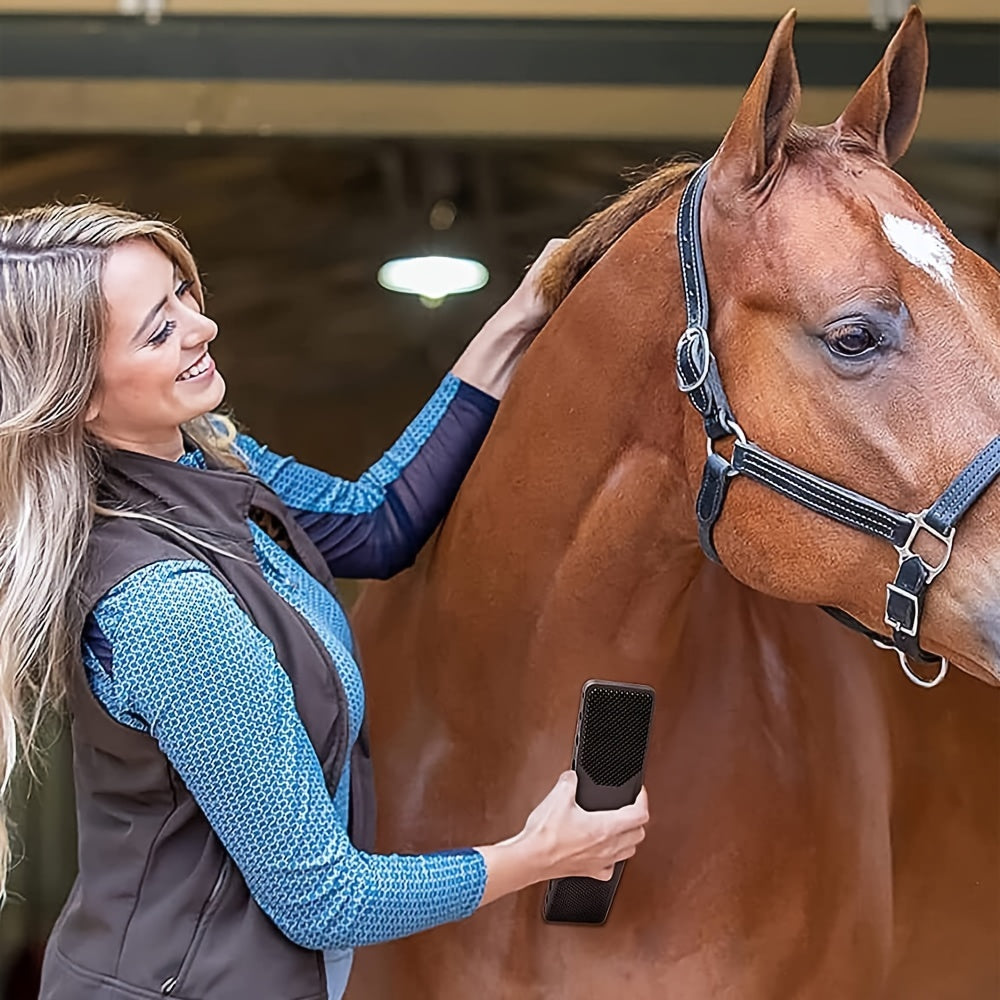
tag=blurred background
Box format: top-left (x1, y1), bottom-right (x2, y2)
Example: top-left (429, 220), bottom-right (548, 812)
top-left (0, 1), bottom-right (996, 995)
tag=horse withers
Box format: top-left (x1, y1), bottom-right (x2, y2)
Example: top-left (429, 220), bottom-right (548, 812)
top-left (350, 9), bottom-right (1000, 998)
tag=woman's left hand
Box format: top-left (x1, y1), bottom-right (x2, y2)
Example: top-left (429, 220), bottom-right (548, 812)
top-left (489, 237), bottom-right (566, 338)
top-left (450, 238), bottom-right (567, 399)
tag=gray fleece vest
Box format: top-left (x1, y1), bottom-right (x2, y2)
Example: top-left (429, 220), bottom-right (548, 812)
top-left (40, 446), bottom-right (376, 1000)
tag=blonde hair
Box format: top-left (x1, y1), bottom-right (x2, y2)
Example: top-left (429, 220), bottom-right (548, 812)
top-left (0, 202), bottom-right (241, 902)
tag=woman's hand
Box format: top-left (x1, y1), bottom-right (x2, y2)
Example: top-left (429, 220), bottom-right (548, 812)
top-left (450, 238), bottom-right (566, 400)
top-left (490, 237), bottom-right (567, 338)
top-left (475, 771), bottom-right (649, 908)
top-left (520, 771), bottom-right (649, 881)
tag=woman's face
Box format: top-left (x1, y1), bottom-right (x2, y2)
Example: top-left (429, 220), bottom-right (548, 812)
top-left (87, 239), bottom-right (225, 459)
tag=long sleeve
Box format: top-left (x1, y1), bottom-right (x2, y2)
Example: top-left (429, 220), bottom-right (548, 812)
top-left (235, 373), bottom-right (497, 579)
top-left (82, 559), bottom-right (487, 951)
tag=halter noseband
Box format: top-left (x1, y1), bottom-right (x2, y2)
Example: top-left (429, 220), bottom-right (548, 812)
top-left (675, 159), bottom-right (1000, 689)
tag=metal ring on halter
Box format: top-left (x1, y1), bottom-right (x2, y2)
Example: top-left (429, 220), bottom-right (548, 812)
top-left (720, 413), bottom-right (747, 446)
top-left (676, 325), bottom-right (712, 393)
top-left (706, 413), bottom-right (749, 459)
top-left (874, 640), bottom-right (949, 688)
top-left (896, 509), bottom-right (955, 583)
top-left (898, 649), bottom-right (949, 688)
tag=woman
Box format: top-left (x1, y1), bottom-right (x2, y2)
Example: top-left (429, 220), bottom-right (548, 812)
top-left (0, 203), bottom-right (649, 1000)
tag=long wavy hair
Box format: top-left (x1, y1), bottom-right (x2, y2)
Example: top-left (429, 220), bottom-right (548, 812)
top-left (0, 202), bottom-right (240, 902)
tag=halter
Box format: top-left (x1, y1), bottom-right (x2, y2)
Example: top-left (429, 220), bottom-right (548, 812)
top-left (675, 160), bottom-right (1000, 689)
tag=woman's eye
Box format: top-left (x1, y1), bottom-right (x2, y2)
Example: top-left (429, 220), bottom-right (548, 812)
top-left (825, 324), bottom-right (882, 358)
top-left (148, 319), bottom-right (176, 346)
top-left (175, 278), bottom-right (194, 298)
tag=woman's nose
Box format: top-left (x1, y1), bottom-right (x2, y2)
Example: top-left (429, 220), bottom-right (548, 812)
top-left (181, 311), bottom-right (218, 348)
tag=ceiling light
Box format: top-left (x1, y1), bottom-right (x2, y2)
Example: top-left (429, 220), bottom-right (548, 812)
top-left (377, 255), bottom-right (489, 306)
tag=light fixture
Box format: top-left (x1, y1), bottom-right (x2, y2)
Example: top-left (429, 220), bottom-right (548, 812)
top-left (377, 255), bottom-right (489, 308)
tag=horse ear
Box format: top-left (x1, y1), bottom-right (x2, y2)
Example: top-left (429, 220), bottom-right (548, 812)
top-left (835, 6), bottom-right (927, 164)
top-left (711, 9), bottom-right (801, 192)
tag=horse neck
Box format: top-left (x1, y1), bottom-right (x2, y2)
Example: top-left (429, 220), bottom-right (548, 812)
top-left (434, 200), bottom-right (706, 661)
top-left (430, 195), bottom-right (893, 725)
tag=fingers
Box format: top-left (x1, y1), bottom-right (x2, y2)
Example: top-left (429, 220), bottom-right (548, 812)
top-left (600, 796), bottom-right (649, 837)
top-left (525, 237), bottom-right (567, 276)
top-left (579, 796), bottom-right (648, 877)
top-left (585, 836), bottom-right (639, 880)
top-left (609, 828), bottom-right (644, 859)
top-left (530, 771), bottom-right (650, 883)
top-left (622, 825), bottom-right (646, 848)
top-left (537, 237), bottom-right (567, 261)
top-left (551, 770), bottom-right (578, 804)
top-left (564, 780), bottom-right (648, 839)
top-left (623, 786), bottom-right (650, 824)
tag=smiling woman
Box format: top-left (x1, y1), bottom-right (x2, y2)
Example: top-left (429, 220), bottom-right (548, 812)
top-left (0, 201), bottom-right (650, 1000)
top-left (87, 241), bottom-right (225, 459)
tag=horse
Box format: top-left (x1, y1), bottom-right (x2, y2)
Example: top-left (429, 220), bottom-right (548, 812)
top-left (348, 9), bottom-right (1000, 998)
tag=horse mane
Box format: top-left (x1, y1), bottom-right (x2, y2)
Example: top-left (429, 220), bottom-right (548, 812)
top-left (537, 158), bottom-right (701, 311)
top-left (536, 125), bottom-right (851, 311)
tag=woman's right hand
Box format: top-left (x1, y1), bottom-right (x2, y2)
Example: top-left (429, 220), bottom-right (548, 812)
top-left (475, 771), bottom-right (649, 908)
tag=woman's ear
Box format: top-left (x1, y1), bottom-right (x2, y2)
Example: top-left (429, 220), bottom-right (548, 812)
top-left (84, 394), bottom-right (101, 425)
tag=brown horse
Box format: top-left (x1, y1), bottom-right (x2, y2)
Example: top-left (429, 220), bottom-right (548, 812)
top-left (349, 10), bottom-right (1000, 999)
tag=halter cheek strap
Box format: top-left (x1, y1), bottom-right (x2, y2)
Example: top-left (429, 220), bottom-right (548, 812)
top-left (675, 159), bottom-right (1000, 689)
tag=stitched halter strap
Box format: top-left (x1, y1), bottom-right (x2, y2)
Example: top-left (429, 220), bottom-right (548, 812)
top-left (674, 159), bottom-right (1000, 689)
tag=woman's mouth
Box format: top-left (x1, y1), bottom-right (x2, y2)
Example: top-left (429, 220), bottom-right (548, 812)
top-left (177, 351), bottom-right (215, 382)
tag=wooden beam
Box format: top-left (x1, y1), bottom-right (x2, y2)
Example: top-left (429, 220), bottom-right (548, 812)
top-left (1, 15), bottom-right (995, 90)
top-left (0, 1), bottom-right (996, 21)
top-left (1, 79), bottom-right (995, 144)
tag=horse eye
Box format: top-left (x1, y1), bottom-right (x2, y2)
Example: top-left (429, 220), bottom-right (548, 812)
top-left (826, 324), bottom-right (881, 358)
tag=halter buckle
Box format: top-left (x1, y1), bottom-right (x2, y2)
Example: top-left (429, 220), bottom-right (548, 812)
top-left (676, 325), bottom-right (711, 393)
top-left (897, 509), bottom-right (955, 582)
top-left (884, 583), bottom-right (920, 636)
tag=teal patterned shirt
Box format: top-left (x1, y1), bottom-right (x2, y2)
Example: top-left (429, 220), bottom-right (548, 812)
top-left (82, 375), bottom-right (496, 956)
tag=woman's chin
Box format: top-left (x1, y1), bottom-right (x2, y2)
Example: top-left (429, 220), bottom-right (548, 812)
top-left (208, 369), bottom-right (226, 403)
top-left (182, 370), bottom-right (227, 419)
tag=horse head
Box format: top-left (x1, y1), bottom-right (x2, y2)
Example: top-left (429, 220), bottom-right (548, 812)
top-left (645, 8), bottom-right (1000, 687)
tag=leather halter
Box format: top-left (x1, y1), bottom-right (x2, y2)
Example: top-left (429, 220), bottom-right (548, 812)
top-left (675, 159), bottom-right (1000, 689)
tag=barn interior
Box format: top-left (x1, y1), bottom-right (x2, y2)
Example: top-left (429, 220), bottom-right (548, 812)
top-left (0, 2), bottom-right (996, 994)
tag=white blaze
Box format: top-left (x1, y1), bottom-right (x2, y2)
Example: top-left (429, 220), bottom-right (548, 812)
top-left (881, 213), bottom-right (958, 294)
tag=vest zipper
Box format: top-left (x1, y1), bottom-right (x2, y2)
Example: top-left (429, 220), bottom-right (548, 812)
top-left (160, 858), bottom-right (231, 995)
